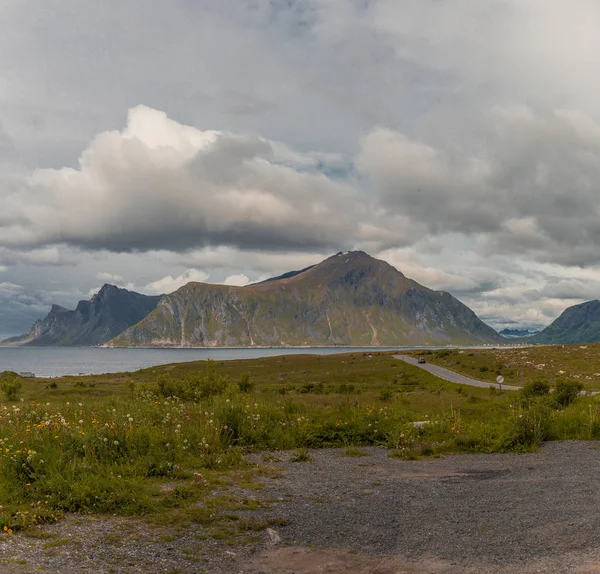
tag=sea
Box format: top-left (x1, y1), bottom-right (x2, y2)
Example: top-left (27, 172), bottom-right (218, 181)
top-left (0, 346), bottom-right (426, 378)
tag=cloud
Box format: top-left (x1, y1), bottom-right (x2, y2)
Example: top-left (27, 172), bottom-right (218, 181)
top-left (2, 106), bottom-right (362, 254)
top-left (0, 246), bottom-right (78, 268)
top-left (359, 106), bottom-right (600, 266)
top-left (0, 282), bottom-right (24, 296)
top-left (142, 268), bottom-right (210, 295)
top-left (152, 247), bottom-right (325, 276)
top-left (96, 272), bottom-right (125, 284)
top-left (5, 1), bottom-right (600, 333)
top-left (223, 274), bottom-right (249, 286)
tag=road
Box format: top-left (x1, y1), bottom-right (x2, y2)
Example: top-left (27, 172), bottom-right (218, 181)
top-left (394, 354), bottom-right (523, 391)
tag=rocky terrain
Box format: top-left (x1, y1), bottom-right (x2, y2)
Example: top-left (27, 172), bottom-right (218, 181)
top-left (109, 251), bottom-right (503, 347)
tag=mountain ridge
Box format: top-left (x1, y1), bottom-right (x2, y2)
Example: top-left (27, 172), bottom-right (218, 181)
top-left (108, 251), bottom-right (503, 347)
top-left (528, 300), bottom-right (600, 345)
top-left (2, 284), bottom-right (162, 347)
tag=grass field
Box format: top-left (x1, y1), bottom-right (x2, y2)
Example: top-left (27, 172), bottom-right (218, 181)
top-left (414, 343), bottom-right (600, 390)
top-left (0, 349), bottom-right (599, 536)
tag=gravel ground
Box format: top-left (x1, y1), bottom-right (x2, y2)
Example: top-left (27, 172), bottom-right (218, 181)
top-left (3, 442), bottom-right (600, 573)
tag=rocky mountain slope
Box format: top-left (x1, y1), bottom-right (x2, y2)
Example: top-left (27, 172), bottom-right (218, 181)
top-left (528, 300), bottom-right (600, 345)
top-left (108, 251), bottom-right (503, 347)
top-left (2, 285), bottom-right (162, 346)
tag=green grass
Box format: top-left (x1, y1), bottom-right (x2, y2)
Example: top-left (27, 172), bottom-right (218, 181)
top-left (415, 344), bottom-right (600, 390)
top-left (0, 349), bottom-right (599, 534)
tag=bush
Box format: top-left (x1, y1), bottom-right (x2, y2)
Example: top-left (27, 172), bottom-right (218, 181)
top-left (502, 405), bottom-right (552, 450)
top-left (521, 380), bottom-right (550, 398)
top-left (1, 377), bottom-right (22, 401)
top-left (379, 389), bottom-right (393, 402)
top-left (300, 382), bottom-right (324, 394)
top-left (156, 360), bottom-right (231, 401)
top-left (553, 379), bottom-right (583, 408)
top-left (238, 373), bottom-right (254, 393)
top-left (338, 383), bottom-right (355, 394)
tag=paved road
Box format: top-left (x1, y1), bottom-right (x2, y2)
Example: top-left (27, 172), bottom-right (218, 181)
top-left (394, 354), bottom-right (522, 391)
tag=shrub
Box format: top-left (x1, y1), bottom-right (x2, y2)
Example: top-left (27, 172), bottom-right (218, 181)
top-left (155, 360), bottom-right (230, 401)
top-left (338, 383), bottom-right (355, 394)
top-left (1, 377), bottom-right (22, 401)
top-left (300, 382), bottom-right (324, 394)
top-left (553, 379), bottom-right (583, 408)
top-left (379, 389), bottom-right (393, 402)
top-left (238, 373), bottom-right (254, 393)
top-left (502, 405), bottom-right (552, 450)
top-left (521, 380), bottom-right (550, 398)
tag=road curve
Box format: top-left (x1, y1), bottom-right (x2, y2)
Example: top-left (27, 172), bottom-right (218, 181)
top-left (394, 354), bottom-right (522, 391)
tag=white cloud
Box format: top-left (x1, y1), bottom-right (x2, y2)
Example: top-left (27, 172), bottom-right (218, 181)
top-left (0, 282), bottom-right (23, 296)
top-left (1, 106), bottom-right (361, 254)
top-left (96, 272), bottom-right (125, 284)
top-left (142, 268), bottom-right (210, 295)
top-left (223, 274), bottom-right (249, 286)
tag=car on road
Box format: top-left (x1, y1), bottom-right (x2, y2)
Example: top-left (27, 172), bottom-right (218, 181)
top-left (418, 357), bottom-right (426, 364)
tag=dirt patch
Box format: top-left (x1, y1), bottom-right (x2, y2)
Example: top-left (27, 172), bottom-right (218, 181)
top-left (251, 547), bottom-right (457, 574)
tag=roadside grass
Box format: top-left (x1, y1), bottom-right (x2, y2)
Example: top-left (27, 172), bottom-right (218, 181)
top-left (416, 344), bottom-right (600, 390)
top-left (0, 350), bottom-right (600, 535)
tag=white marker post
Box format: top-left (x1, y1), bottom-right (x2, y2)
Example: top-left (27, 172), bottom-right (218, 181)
top-left (496, 375), bottom-right (504, 391)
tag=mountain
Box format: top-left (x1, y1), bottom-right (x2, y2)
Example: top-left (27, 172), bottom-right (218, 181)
top-left (528, 300), bottom-right (600, 345)
top-left (2, 285), bottom-right (162, 347)
top-left (499, 328), bottom-right (539, 338)
top-left (108, 251), bottom-right (503, 348)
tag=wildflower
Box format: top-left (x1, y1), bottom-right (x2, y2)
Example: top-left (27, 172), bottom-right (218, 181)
top-left (114, 440), bottom-right (119, 446)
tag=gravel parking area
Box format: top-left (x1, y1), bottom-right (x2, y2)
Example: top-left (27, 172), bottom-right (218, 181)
top-left (3, 442), bottom-right (600, 573)
top-left (246, 441), bottom-right (600, 573)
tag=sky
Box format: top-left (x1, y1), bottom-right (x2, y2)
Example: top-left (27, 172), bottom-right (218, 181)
top-left (2, 0), bottom-right (600, 336)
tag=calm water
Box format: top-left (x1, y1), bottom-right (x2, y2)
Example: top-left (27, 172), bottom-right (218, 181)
top-left (0, 346), bottom-right (420, 377)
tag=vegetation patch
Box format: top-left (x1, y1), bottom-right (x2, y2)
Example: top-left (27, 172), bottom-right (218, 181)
top-left (1, 351), bottom-right (600, 535)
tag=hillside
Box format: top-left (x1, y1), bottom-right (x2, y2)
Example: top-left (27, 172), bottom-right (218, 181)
top-left (2, 285), bottom-right (162, 346)
top-left (108, 251), bottom-right (503, 347)
top-left (528, 300), bottom-right (600, 345)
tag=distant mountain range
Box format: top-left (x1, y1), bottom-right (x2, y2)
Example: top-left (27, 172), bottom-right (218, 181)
top-left (499, 328), bottom-right (539, 338)
top-left (10, 252), bottom-right (600, 348)
top-left (2, 285), bottom-right (161, 346)
top-left (526, 300), bottom-right (600, 345)
top-left (108, 251), bottom-right (504, 347)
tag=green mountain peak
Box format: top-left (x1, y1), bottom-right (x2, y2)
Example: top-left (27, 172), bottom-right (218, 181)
top-left (108, 252), bottom-right (502, 348)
